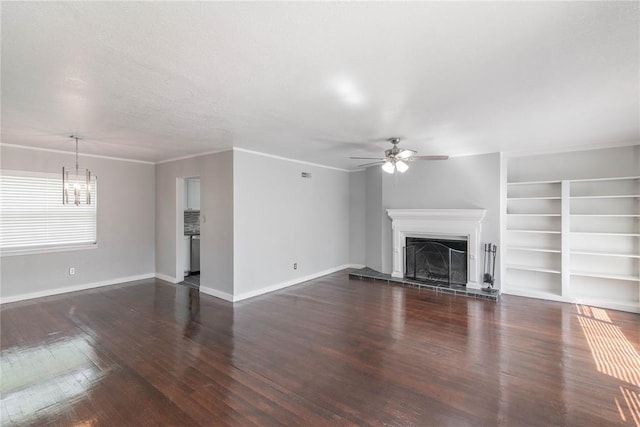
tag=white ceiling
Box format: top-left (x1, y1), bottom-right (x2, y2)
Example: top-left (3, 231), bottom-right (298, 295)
top-left (2, 2), bottom-right (638, 168)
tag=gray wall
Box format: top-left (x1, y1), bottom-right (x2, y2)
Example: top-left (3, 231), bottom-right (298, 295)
top-left (349, 170), bottom-right (366, 266)
top-left (0, 145), bottom-right (155, 299)
top-left (508, 145), bottom-right (640, 181)
top-left (364, 153), bottom-right (502, 282)
top-left (8, 143), bottom-right (630, 302)
top-left (233, 150), bottom-right (350, 297)
top-left (365, 166), bottom-right (384, 271)
top-left (155, 150), bottom-right (234, 295)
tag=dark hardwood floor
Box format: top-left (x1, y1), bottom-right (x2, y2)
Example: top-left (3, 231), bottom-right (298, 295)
top-left (1, 270), bottom-right (639, 426)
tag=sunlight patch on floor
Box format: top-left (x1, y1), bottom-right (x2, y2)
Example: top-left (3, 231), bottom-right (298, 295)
top-left (577, 304), bottom-right (640, 426)
top-left (620, 386), bottom-right (640, 426)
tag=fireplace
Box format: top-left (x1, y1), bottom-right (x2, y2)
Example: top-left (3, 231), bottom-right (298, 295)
top-left (405, 237), bottom-right (468, 286)
top-left (387, 209), bottom-right (486, 289)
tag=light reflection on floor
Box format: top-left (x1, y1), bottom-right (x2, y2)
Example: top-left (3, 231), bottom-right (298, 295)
top-left (0, 335), bottom-right (103, 425)
top-left (576, 304), bottom-right (640, 426)
top-left (620, 386), bottom-right (640, 426)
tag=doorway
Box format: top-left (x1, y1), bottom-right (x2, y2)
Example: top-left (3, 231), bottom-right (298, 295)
top-left (176, 176), bottom-right (201, 288)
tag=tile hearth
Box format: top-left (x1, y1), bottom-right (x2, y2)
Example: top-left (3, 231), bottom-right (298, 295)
top-left (349, 267), bottom-right (499, 301)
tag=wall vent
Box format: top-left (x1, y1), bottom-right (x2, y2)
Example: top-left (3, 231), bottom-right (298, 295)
top-left (301, 172), bottom-right (312, 178)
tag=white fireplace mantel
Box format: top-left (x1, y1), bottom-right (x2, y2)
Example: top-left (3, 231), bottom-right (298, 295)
top-left (387, 209), bottom-right (487, 288)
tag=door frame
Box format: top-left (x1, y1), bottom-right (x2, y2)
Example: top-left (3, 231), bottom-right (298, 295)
top-left (175, 176), bottom-right (201, 283)
top-left (175, 177), bottom-right (186, 283)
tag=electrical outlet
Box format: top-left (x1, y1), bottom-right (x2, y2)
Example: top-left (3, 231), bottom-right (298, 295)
top-left (293, 263), bottom-right (297, 270)
top-left (69, 267), bottom-right (76, 275)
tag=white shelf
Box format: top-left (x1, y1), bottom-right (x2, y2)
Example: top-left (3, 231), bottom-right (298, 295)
top-left (570, 195), bottom-right (640, 199)
top-left (503, 289), bottom-right (640, 313)
top-left (507, 180), bottom-right (562, 185)
top-left (508, 229), bottom-right (561, 234)
top-left (569, 176), bottom-right (640, 183)
top-left (507, 213), bottom-right (561, 217)
top-left (502, 287), bottom-right (564, 302)
top-left (508, 246), bottom-right (561, 253)
top-left (570, 271), bottom-right (640, 281)
top-left (507, 264), bottom-right (561, 274)
top-left (571, 251), bottom-right (640, 259)
top-left (570, 214), bottom-right (640, 217)
top-left (571, 231), bottom-right (640, 237)
top-left (507, 196), bottom-right (561, 200)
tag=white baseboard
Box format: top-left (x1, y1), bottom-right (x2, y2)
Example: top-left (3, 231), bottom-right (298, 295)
top-left (347, 264), bottom-right (366, 269)
top-left (154, 273), bottom-right (179, 284)
top-left (502, 288), bottom-right (639, 314)
top-left (0, 273), bottom-right (155, 304)
top-left (0, 265), bottom-right (360, 305)
top-left (232, 264), bottom-right (353, 302)
top-left (199, 286), bottom-right (234, 302)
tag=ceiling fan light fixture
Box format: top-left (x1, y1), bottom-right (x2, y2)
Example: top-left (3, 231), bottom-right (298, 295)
top-left (397, 150), bottom-right (413, 159)
top-left (382, 160), bottom-right (395, 174)
top-left (351, 137), bottom-right (447, 172)
top-left (395, 160), bottom-right (409, 173)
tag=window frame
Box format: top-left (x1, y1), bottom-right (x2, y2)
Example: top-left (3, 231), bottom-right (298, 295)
top-left (0, 169), bottom-right (98, 257)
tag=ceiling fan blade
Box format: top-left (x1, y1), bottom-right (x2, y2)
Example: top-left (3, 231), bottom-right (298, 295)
top-left (397, 149), bottom-right (417, 159)
top-left (410, 155), bottom-right (449, 161)
top-left (350, 156), bottom-right (386, 160)
top-left (358, 161), bottom-right (385, 168)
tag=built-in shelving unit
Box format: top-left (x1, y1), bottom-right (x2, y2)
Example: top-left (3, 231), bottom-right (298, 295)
top-left (505, 180), bottom-right (564, 300)
top-left (504, 175), bottom-right (640, 313)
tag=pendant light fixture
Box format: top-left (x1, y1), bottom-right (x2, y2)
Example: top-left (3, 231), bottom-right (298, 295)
top-left (63, 135), bottom-right (92, 205)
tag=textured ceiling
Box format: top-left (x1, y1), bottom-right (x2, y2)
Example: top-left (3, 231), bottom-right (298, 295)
top-left (1, 2), bottom-right (638, 168)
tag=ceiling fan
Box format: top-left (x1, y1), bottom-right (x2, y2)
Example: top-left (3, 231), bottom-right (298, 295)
top-left (350, 137), bottom-right (448, 173)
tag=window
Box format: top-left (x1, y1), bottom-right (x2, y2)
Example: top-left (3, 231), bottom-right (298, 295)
top-left (0, 170), bottom-right (97, 255)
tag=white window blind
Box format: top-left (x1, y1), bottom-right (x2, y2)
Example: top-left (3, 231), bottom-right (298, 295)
top-left (0, 170), bottom-right (97, 253)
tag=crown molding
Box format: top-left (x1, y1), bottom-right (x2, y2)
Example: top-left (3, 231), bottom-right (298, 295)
top-left (503, 141), bottom-right (640, 159)
top-left (233, 147), bottom-right (352, 172)
top-left (0, 143), bottom-right (155, 165)
top-left (155, 148), bottom-right (233, 165)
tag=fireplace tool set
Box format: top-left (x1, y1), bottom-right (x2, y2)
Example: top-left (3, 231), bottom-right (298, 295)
top-left (482, 243), bottom-right (498, 293)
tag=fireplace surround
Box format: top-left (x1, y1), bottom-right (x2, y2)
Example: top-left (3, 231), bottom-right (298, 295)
top-left (387, 209), bottom-right (487, 289)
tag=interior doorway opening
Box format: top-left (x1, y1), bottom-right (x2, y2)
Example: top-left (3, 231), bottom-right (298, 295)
top-left (176, 176), bottom-right (201, 287)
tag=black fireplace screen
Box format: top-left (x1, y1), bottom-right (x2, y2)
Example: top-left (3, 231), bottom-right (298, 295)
top-left (405, 238), bottom-right (467, 286)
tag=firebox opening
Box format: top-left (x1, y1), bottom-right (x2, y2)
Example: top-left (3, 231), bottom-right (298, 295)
top-left (405, 237), bottom-right (468, 287)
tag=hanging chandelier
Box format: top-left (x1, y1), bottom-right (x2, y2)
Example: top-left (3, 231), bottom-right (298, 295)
top-left (63, 135), bottom-right (92, 205)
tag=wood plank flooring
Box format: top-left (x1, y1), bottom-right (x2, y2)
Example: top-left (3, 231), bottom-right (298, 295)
top-left (1, 270), bottom-right (639, 426)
